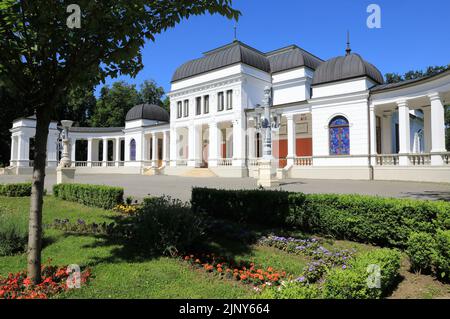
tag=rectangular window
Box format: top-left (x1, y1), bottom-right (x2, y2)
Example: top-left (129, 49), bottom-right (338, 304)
top-left (203, 95), bottom-right (209, 114)
top-left (217, 92), bottom-right (224, 111)
top-left (183, 99), bottom-right (189, 117)
top-left (196, 97), bottom-right (202, 116)
top-left (177, 101), bottom-right (182, 119)
top-left (226, 90), bottom-right (233, 110)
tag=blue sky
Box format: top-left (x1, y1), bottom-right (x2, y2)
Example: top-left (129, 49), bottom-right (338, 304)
top-left (97, 0), bottom-right (450, 95)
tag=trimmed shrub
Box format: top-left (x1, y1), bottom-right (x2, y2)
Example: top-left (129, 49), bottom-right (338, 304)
top-left (433, 230), bottom-right (450, 282)
top-left (323, 248), bottom-right (401, 299)
top-left (0, 183), bottom-right (32, 197)
top-left (191, 188), bottom-right (291, 227)
top-left (261, 282), bottom-right (321, 299)
top-left (406, 232), bottom-right (436, 273)
top-left (0, 216), bottom-right (28, 256)
top-left (53, 183), bottom-right (123, 209)
top-left (192, 188), bottom-right (450, 247)
top-left (124, 196), bottom-right (205, 255)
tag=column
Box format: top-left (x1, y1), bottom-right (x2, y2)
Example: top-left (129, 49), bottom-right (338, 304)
top-left (170, 128), bottom-right (177, 167)
top-left (429, 93), bottom-right (446, 165)
top-left (16, 133), bottom-right (29, 167)
top-left (381, 113), bottom-right (392, 154)
top-left (10, 136), bottom-right (16, 166)
top-left (397, 100), bottom-right (411, 166)
top-left (102, 139), bottom-right (108, 166)
top-left (151, 133), bottom-right (158, 167)
top-left (422, 107), bottom-right (432, 153)
top-left (286, 114), bottom-right (296, 166)
top-left (369, 107), bottom-right (377, 164)
top-left (70, 139), bottom-right (76, 164)
top-left (162, 131), bottom-right (169, 166)
top-left (232, 118), bottom-right (245, 167)
top-left (188, 124), bottom-right (199, 167)
top-left (247, 123), bottom-right (256, 160)
top-left (208, 122), bottom-right (219, 167)
top-left (115, 138), bottom-right (121, 167)
top-left (87, 138), bottom-right (93, 167)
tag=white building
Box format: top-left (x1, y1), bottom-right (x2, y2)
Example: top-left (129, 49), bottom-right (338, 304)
top-left (6, 41), bottom-right (450, 183)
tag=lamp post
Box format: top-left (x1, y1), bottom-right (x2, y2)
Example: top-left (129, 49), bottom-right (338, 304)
top-left (59, 120), bottom-right (74, 167)
top-left (56, 120), bottom-right (76, 184)
top-left (254, 86), bottom-right (281, 187)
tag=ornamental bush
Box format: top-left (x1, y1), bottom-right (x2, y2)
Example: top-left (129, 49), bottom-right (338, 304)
top-left (124, 196), bottom-right (205, 255)
top-left (53, 183), bottom-right (123, 209)
top-left (433, 230), bottom-right (450, 282)
top-left (406, 232), bottom-right (436, 273)
top-left (261, 281), bottom-right (321, 299)
top-left (0, 183), bottom-right (32, 197)
top-left (191, 188), bottom-right (450, 248)
top-left (191, 187), bottom-right (290, 227)
top-left (323, 248), bottom-right (401, 299)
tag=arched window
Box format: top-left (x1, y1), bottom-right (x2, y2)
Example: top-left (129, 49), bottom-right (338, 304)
top-left (130, 139), bottom-right (136, 161)
top-left (329, 116), bottom-right (350, 155)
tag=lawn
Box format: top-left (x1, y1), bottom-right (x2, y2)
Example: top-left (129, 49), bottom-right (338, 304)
top-left (1, 195), bottom-right (449, 299)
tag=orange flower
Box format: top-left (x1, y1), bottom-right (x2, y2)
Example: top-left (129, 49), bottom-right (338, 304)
top-left (217, 268), bottom-right (223, 273)
top-left (267, 267), bottom-right (273, 272)
top-left (240, 275), bottom-right (247, 280)
top-left (258, 275), bottom-right (264, 280)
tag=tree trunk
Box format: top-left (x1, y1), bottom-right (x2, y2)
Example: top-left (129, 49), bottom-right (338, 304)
top-left (27, 108), bottom-right (51, 284)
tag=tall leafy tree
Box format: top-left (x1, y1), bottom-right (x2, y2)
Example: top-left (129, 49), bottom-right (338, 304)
top-left (139, 79), bottom-right (165, 106)
top-left (385, 65), bottom-right (450, 84)
top-left (0, 0), bottom-right (239, 284)
top-left (89, 82), bottom-right (140, 127)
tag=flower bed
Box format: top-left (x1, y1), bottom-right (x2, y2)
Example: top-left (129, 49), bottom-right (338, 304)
top-left (258, 235), bottom-right (355, 283)
top-left (47, 218), bottom-right (117, 235)
top-left (113, 203), bottom-right (140, 215)
top-left (183, 253), bottom-right (288, 289)
top-left (0, 264), bottom-right (91, 299)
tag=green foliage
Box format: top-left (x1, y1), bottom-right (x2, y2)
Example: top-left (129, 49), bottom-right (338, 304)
top-left (124, 196), bottom-right (205, 255)
top-left (0, 213), bottom-right (28, 256)
top-left (261, 282), bottom-right (321, 299)
top-left (433, 230), bottom-right (450, 281)
top-left (0, 183), bottom-right (32, 197)
top-left (385, 65), bottom-right (450, 84)
top-left (191, 188), bottom-right (290, 227)
top-left (406, 232), bottom-right (436, 272)
top-left (323, 248), bottom-right (401, 299)
top-left (193, 188), bottom-right (450, 248)
top-left (53, 183), bottom-right (123, 210)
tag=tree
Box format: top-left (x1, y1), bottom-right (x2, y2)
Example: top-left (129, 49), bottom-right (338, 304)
top-left (385, 65), bottom-right (450, 84)
top-left (139, 79), bottom-right (165, 106)
top-left (89, 82), bottom-right (140, 127)
top-left (0, 0), bottom-right (239, 284)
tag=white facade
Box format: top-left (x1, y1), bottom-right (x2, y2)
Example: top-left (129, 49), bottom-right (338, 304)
top-left (6, 41), bottom-right (450, 183)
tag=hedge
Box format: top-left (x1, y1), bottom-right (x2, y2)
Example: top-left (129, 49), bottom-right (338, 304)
top-left (0, 183), bottom-right (32, 197)
top-left (191, 188), bottom-right (450, 248)
top-left (53, 183), bottom-right (124, 209)
top-left (323, 248), bottom-right (401, 299)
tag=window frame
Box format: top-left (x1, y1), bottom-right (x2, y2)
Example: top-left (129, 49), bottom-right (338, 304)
top-left (217, 92), bottom-right (224, 111)
top-left (183, 99), bottom-right (189, 117)
top-left (176, 101), bottom-right (182, 119)
top-left (195, 97), bottom-right (202, 116)
top-left (328, 116), bottom-right (350, 156)
top-left (226, 89), bottom-right (233, 110)
top-left (130, 139), bottom-right (136, 161)
top-left (203, 95), bottom-right (209, 114)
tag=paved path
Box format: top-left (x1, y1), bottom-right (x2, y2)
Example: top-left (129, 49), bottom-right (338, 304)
top-left (1, 174), bottom-right (449, 202)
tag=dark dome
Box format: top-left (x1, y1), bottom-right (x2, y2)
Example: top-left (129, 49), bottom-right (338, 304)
top-left (172, 41), bottom-right (271, 82)
top-left (125, 104), bottom-right (169, 122)
top-left (312, 53), bottom-right (384, 86)
top-left (267, 46), bottom-right (323, 73)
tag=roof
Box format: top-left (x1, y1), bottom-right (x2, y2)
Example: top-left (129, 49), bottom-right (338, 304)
top-left (68, 127), bottom-right (124, 133)
top-left (172, 41), bottom-right (323, 82)
top-left (125, 103), bottom-right (169, 122)
top-left (312, 53), bottom-right (384, 86)
top-left (266, 45), bottom-right (323, 73)
top-left (371, 69), bottom-right (450, 93)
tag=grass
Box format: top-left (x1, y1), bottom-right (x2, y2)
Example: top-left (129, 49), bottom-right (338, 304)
top-left (1, 195), bottom-right (448, 299)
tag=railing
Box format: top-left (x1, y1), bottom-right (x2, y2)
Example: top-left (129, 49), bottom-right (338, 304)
top-left (294, 157), bottom-right (313, 166)
top-left (438, 152), bottom-right (450, 165)
top-left (217, 158), bottom-right (232, 166)
top-left (375, 154), bottom-right (400, 166)
top-left (408, 154), bottom-right (431, 166)
top-left (176, 159), bottom-right (188, 166)
top-left (106, 161), bottom-right (116, 167)
top-left (248, 158), bottom-right (260, 166)
top-left (74, 161), bottom-right (87, 167)
top-left (91, 161), bottom-right (103, 167)
top-left (118, 161), bottom-right (125, 167)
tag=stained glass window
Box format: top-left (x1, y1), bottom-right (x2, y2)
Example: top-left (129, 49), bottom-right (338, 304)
top-left (130, 139), bottom-right (136, 161)
top-left (329, 116), bottom-right (350, 155)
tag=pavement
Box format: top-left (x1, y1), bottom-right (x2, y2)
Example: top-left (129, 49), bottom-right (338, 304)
top-left (1, 174), bottom-right (449, 202)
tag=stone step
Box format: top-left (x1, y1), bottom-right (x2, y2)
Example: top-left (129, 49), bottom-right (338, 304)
top-left (181, 168), bottom-right (217, 178)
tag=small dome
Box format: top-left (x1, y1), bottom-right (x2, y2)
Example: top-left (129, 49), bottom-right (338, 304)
top-left (312, 53), bottom-right (384, 86)
top-left (125, 104), bottom-right (169, 122)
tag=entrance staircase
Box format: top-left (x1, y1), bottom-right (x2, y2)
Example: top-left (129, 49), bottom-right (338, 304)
top-left (181, 168), bottom-right (217, 178)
